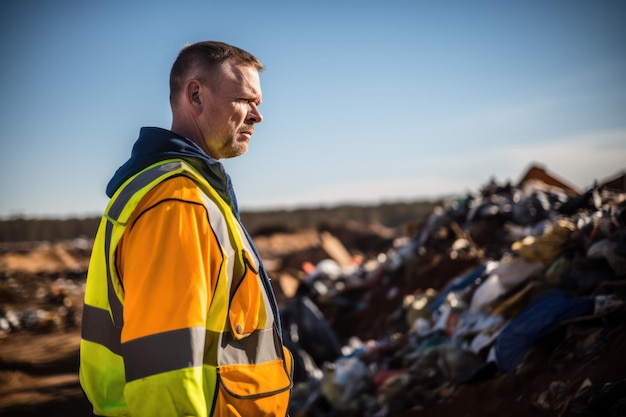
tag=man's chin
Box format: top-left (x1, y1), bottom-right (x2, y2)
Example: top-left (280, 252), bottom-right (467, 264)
top-left (222, 145), bottom-right (249, 159)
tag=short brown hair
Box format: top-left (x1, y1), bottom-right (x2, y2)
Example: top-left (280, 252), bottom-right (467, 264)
top-left (169, 41), bottom-right (264, 106)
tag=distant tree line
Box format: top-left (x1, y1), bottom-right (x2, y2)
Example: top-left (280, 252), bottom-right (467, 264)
top-left (240, 201), bottom-right (439, 235)
top-left (0, 200), bottom-right (439, 243)
top-left (0, 217), bottom-right (102, 243)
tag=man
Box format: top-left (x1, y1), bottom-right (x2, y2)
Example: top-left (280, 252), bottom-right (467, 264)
top-left (80, 41), bottom-right (293, 417)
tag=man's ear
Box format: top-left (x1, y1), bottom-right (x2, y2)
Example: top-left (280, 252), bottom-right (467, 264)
top-left (186, 80), bottom-right (202, 112)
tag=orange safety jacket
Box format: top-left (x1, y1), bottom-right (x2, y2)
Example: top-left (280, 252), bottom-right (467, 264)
top-left (79, 159), bottom-right (293, 416)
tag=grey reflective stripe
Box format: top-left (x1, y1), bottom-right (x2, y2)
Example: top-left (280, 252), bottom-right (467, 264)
top-left (219, 327), bottom-right (282, 366)
top-left (108, 161), bottom-right (184, 220)
top-left (81, 304), bottom-right (122, 356)
top-left (104, 161), bottom-right (185, 327)
top-left (122, 326), bottom-right (206, 382)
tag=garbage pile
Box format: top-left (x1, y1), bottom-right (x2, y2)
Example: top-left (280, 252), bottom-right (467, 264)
top-left (0, 239), bottom-right (89, 337)
top-left (0, 276), bottom-right (82, 336)
top-left (283, 166), bottom-right (626, 417)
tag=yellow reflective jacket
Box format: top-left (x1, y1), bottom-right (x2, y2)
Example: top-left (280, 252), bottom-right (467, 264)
top-left (80, 159), bottom-right (293, 416)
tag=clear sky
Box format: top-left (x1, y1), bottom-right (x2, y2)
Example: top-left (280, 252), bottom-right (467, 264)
top-left (1, 0), bottom-right (625, 219)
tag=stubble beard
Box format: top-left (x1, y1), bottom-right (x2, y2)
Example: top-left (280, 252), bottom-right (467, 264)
top-left (220, 136), bottom-right (249, 159)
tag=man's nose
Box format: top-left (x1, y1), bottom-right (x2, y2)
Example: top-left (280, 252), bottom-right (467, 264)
top-left (248, 103), bottom-right (263, 124)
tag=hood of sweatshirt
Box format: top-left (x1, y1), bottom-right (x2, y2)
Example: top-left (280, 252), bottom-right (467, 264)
top-left (106, 127), bottom-right (239, 215)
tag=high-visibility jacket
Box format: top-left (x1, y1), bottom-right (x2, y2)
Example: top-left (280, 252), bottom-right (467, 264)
top-left (80, 159), bottom-right (293, 416)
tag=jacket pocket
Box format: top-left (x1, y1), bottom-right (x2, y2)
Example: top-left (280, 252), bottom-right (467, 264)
top-left (214, 352), bottom-right (293, 417)
top-left (228, 250), bottom-right (264, 340)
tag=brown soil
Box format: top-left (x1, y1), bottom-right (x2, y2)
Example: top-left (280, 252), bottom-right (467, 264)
top-left (0, 231), bottom-right (624, 417)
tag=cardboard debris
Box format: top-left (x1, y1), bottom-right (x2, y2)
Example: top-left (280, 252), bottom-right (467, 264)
top-left (517, 163), bottom-right (581, 196)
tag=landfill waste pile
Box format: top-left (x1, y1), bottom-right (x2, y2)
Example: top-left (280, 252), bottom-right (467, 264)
top-left (281, 166), bottom-right (626, 417)
top-left (0, 165), bottom-right (625, 417)
top-left (0, 239), bottom-right (90, 335)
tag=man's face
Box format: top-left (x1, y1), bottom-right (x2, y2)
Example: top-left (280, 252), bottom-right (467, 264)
top-left (198, 60), bottom-right (263, 159)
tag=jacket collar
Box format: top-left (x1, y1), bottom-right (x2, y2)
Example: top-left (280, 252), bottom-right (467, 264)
top-left (106, 127), bottom-right (239, 215)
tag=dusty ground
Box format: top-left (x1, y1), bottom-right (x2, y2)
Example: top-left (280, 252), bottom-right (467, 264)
top-left (0, 241), bottom-right (91, 416)
top-left (0, 230), bottom-right (624, 417)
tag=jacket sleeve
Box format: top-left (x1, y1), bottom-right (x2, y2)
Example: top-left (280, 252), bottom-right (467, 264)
top-left (116, 176), bottom-right (220, 417)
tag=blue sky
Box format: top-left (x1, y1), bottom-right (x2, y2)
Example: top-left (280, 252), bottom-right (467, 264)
top-left (1, 1), bottom-right (625, 219)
